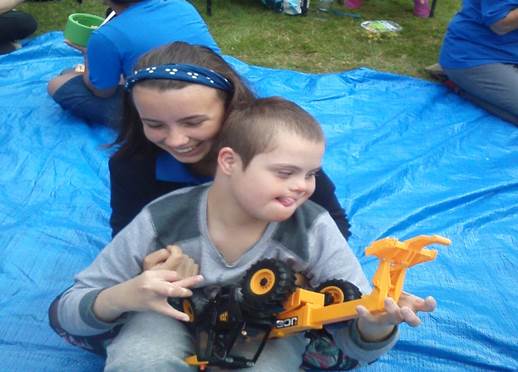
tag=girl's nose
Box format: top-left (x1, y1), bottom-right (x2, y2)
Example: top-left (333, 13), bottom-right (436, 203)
top-left (164, 128), bottom-right (189, 148)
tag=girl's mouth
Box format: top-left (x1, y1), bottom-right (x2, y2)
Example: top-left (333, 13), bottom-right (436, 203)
top-left (175, 146), bottom-right (194, 154)
top-left (173, 142), bottom-right (201, 155)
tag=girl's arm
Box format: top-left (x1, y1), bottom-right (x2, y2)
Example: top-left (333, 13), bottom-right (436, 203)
top-left (109, 153), bottom-right (183, 237)
top-left (310, 169), bottom-right (351, 240)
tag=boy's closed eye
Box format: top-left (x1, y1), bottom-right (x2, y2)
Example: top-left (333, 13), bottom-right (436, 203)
top-left (276, 170), bottom-right (294, 178)
top-left (306, 170), bottom-right (319, 179)
top-left (273, 167), bottom-right (320, 179)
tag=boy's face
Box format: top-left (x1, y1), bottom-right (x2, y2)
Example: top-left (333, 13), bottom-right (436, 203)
top-left (229, 133), bottom-right (324, 222)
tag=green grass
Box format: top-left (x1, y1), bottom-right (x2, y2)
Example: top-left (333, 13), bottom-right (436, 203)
top-left (20, 0), bottom-right (461, 78)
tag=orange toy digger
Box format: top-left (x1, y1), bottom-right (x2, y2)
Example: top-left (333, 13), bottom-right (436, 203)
top-left (178, 235), bottom-right (451, 369)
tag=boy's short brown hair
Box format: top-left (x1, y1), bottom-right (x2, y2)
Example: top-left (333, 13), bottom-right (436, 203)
top-left (217, 97), bottom-right (325, 169)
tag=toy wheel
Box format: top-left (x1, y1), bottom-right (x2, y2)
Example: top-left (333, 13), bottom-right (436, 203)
top-left (182, 298), bottom-right (195, 322)
top-left (241, 259), bottom-right (296, 312)
top-left (316, 279), bottom-right (362, 305)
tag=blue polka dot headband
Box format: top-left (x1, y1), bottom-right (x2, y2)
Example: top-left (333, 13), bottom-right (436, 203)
top-left (124, 63), bottom-right (234, 93)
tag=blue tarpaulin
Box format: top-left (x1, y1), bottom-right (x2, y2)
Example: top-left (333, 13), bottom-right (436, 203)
top-left (1, 32), bottom-right (517, 371)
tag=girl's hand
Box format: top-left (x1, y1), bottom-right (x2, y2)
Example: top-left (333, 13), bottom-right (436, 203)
top-left (143, 245), bottom-right (199, 279)
top-left (355, 293), bottom-right (436, 341)
top-left (93, 269), bottom-right (203, 323)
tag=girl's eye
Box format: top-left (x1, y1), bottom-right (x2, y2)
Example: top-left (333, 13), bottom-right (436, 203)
top-left (181, 120), bottom-right (204, 128)
top-left (143, 122), bottom-right (164, 129)
top-left (306, 171), bottom-right (317, 179)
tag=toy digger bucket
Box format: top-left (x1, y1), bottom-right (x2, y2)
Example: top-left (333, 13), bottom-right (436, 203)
top-left (366, 235), bottom-right (451, 265)
top-left (365, 235), bottom-right (451, 305)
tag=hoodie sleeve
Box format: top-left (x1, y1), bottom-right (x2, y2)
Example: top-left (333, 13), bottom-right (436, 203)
top-left (305, 213), bottom-right (399, 366)
top-left (54, 208), bottom-right (159, 336)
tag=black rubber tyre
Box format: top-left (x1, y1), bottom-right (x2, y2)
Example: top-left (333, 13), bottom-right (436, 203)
top-left (316, 279), bottom-right (362, 305)
top-left (241, 259), bottom-right (296, 312)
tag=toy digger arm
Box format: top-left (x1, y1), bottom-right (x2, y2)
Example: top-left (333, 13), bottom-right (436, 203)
top-left (272, 235), bottom-right (450, 337)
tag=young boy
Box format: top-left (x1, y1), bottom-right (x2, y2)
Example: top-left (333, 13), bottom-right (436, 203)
top-left (53, 97), bottom-right (431, 371)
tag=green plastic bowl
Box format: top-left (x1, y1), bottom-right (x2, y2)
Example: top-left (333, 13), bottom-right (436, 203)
top-left (64, 13), bottom-right (105, 47)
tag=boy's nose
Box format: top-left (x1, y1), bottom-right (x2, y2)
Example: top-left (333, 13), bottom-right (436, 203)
top-left (290, 177), bottom-right (309, 192)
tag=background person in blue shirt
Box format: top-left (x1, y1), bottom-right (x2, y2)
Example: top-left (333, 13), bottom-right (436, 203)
top-left (439, 1), bottom-right (518, 126)
top-left (47, 0), bottom-right (219, 128)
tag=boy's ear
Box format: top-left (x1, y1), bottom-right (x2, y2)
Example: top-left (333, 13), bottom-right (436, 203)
top-left (217, 147), bottom-right (238, 175)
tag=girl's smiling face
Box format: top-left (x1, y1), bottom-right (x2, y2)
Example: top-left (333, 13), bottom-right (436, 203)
top-left (132, 84), bottom-right (226, 164)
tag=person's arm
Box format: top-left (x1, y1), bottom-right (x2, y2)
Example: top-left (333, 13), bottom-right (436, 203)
top-left (92, 270), bottom-right (201, 323)
top-left (54, 209), bottom-right (203, 336)
top-left (82, 64), bottom-right (118, 97)
top-left (49, 241), bottom-right (199, 355)
top-left (310, 169), bottom-right (351, 240)
top-left (80, 30), bottom-right (121, 98)
top-left (305, 213), bottom-right (397, 365)
top-left (0, 0), bottom-right (23, 14)
top-left (490, 8), bottom-right (518, 35)
top-left (308, 215), bottom-right (435, 365)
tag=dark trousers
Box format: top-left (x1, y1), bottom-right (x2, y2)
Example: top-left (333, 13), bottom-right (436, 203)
top-left (444, 63), bottom-right (518, 126)
top-left (0, 10), bottom-right (37, 44)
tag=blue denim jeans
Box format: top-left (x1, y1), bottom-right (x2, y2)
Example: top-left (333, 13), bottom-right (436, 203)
top-left (52, 74), bottom-right (123, 129)
top-left (444, 63), bottom-right (518, 126)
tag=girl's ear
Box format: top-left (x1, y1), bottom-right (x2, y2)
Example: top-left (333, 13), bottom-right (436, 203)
top-left (217, 147), bottom-right (239, 175)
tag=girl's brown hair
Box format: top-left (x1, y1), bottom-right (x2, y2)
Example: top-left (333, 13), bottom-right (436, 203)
top-left (112, 41), bottom-right (255, 158)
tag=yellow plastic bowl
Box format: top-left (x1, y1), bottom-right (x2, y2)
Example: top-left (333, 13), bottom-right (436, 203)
top-left (64, 13), bottom-right (105, 47)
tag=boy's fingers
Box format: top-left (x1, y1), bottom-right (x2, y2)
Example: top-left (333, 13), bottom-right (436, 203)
top-left (174, 274), bottom-right (204, 289)
top-left (384, 298), bottom-right (404, 323)
top-left (399, 293), bottom-right (436, 313)
top-left (356, 305), bottom-right (373, 321)
top-left (155, 303), bottom-right (191, 322)
top-left (143, 249), bottom-right (169, 271)
top-left (154, 269), bottom-right (180, 283)
top-left (422, 296), bottom-right (437, 312)
top-left (162, 252), bottom-right (182, 270)
top-left (153, 280), bottom-right (192, 298)
top-left (166, 245), bottom-right (182, 256)
top-left (401, 307), bottom-right (421, 327)
top-left (189, 262), bottom-right (200, 277)
top-left (182, 258), bottom-right (199, 277)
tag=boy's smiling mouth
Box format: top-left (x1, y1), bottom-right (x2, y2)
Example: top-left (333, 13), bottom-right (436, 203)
top-left (277, 197), bottom-right (297, 207)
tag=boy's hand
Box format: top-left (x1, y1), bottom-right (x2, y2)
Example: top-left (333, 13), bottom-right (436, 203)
top-left (355, 293), bottom-right (436, 342)
top-left (396, 291), bottom-right (437, 325)
top-left (94, 270), bottom-right (203, 323)
top-left (143, 245), bottom-right (199, 279)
